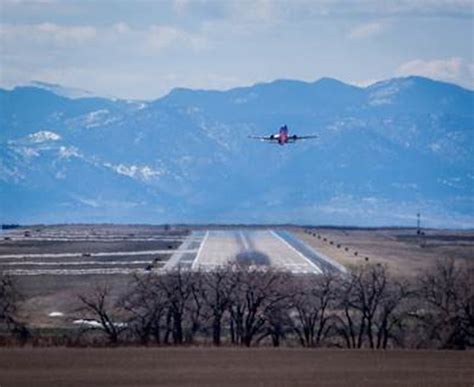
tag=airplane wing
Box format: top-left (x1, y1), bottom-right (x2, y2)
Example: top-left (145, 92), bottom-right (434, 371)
top-left (294, 135), bottom-right (318, 140)
top-left (285, 134), bottom-right (318, 143)
top-left (248, 135), bottom-right (279, 142)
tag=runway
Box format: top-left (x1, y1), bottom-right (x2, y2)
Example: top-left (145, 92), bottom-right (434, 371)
top-left (1, 229), bottom-right (345, 275)
top-left (167, 230), bottom-right (346, 274)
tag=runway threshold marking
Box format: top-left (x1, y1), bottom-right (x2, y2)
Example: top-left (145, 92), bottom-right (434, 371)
top-left (269, 230), bottom-right (323, 274)
top-left (191, 231), bottom-right (209, 270)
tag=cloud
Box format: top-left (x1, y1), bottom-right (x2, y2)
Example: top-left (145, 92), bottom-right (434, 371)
top-left (113, 22), bottom-right (131, 34)
top-left (396, 57), bottom-right (474, 87)
top-left (0, 21), bottom-right (208, 70)
top-left (348, 22), bottom-right (385, 39)
top-left (37, 22), bottom-right (96, 42)
top-left (147, 25), bottom-right (182, 50)
top-left (0, 2), bottom-right (472, 99)
top-left (0, 21), bottom-right (213, 98)
top-left (2, 0), bottom-right (56, 3)
top-left (0, 23), bottom-right (97, 45)
top-left (173, 0), bottom-right (473, 21)
top-left (146, 25), bottom-right (208, 52)
top-left (0, 22), bottom-right (207, 52)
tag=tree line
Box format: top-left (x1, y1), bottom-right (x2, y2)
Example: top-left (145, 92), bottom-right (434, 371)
top-left (0, 259), bottom-right (472, 349)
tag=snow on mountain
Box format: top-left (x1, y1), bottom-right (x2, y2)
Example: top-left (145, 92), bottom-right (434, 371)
top-left (104, 163), bottom-right (165, 181)
top-left (27, 131), bottom-right (61, 143)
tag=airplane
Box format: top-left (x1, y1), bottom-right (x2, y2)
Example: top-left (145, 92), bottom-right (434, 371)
top-left (248, 125), bottom-right (318, 145)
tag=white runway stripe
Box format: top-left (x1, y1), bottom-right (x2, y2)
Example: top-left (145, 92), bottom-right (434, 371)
top-left (0, 260), bottom-right (154, 266)
top-left (4, 237), bottom-right (189, 242)
top-left (3, 268), bottom-right (150, 275)
top-left (191, 231), bottom-right (209, 269)
top-left (0, 249), bottom-right (196, 260)
top-left (239, 231), bottom-right (250, 250)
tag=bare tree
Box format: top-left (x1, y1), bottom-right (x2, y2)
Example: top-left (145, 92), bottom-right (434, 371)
top-left (199, 268), bottom-right (235, 346)
top-left (258, 291), bottom-right (293, 347)
top-left (0, 274), bottom-right (20, 330)
top-left (157, 267), bottom-right (195, 345)
top-left (0, 273), bottom-right (28, 343)
top-left (356, 264), bottom-right (389, 349)
top-left (120, 274), bottom-right (168, 345)
top-left (77, 285), bottom-right (127, 344)
top-left (333, 264), bottom-right (411, 349)
top-left (333, 272), bottom-right (366, 348)
top-left (372, 278), bottom-right (412, 349)
top-left (185, 271), bottom-right (206, 343)
top-left (226, 266), bottom-right (289, 347)
top-left (416, 259), bottom-right (474, 349)
top-left (290, 272), bottom-right (337, 347)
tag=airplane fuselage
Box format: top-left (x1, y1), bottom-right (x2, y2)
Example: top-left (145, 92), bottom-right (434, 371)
top-left (278, 126), bottom-right (289, 145)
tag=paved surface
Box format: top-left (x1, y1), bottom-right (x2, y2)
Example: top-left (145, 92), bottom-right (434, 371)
top-left (163, 231), bottom-right (205, 270)
top-left (275, 230), bottom-right (347, 273)
top-left (169, 230), bottom-right (346, 274)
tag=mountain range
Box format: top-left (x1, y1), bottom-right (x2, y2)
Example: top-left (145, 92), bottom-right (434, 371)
top-left (1, 76), bottom-right (473, 227)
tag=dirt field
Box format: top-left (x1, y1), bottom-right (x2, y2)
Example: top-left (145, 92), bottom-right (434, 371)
top-left (0, 347), bottom-right (472, 386)
top-left (294, 227), bottom-right (474, 277)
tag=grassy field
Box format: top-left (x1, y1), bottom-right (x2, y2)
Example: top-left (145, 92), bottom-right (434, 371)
top-left (294, 227), bottom-right (474, 277)
top-left (0, 347), bottom-right (472, 386)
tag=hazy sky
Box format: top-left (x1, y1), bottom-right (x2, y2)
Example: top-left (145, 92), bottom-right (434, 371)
top-left (1, 0), bottom-right (473, 99)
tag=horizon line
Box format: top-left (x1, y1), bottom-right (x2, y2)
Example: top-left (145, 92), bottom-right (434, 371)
top-left (1, 74), bottom-right (472, 102)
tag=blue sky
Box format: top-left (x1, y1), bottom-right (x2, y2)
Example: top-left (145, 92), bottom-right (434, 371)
top-left (1, 0), bottom-right (473, 99)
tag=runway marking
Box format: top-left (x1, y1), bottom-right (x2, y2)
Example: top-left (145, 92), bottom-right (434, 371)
top-left (239, 231), bottom-right (250, 250)
top-left (4, 237), bottom-right (189, 242)
top-left (0, 260), bottom-right (155, 266)
top-left (0, 249), bottom-right (194, 260)
top-left (3, 268), bottom-right (147, 276)
top-left (191, 231), bottom-right (209, 270)
top-left (269, 230), bottom-right (323, 274)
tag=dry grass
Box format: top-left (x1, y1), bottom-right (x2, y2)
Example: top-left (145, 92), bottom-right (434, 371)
top-left (15, 274), bottom-right (133, 328)
top-left (0, 347), bottom-right (472, 387)
top-left (294, 227), bottom-right (474, 277)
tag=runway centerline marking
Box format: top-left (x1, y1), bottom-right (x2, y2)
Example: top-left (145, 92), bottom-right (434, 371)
top-left (269, 230), bottom-right (323, 274)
